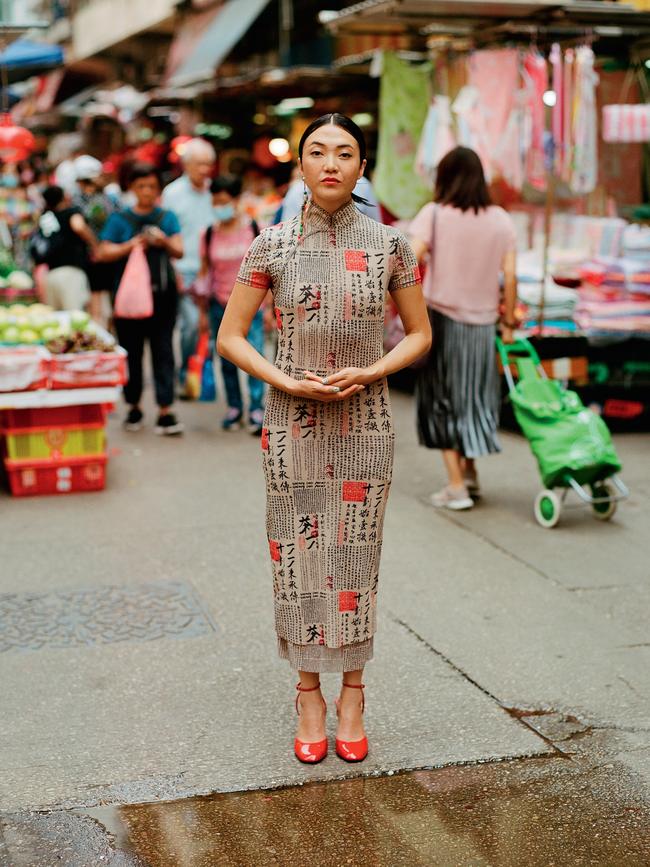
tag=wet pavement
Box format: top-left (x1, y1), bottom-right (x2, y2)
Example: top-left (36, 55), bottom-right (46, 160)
top-left (2, 746), bottom-right (649, 866)
top-left (1, 390), bottom-right (649, 865)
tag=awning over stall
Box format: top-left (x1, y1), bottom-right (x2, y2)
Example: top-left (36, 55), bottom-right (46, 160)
top-left (167, 0), bottom-right (272, 88)
top-left (0, 39), bottom-right (65, 84)
top-left (321, 0), bottom-right (650, 41)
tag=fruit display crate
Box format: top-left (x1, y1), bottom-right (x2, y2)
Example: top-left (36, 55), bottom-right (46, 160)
top-left (0, 402), bottom-right (108, 429)
top-left (49, 347), bottom-right (127, 390)
top-left (2, 405), bottom-right (106, 461)
top-left (0, 346), bottom-right (50, 392)
top-left (0, 388), bottom-right (118, 497)
top-left (3, 453), bottom-right (107, 496)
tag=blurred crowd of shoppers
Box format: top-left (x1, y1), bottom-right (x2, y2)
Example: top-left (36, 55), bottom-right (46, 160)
top-left (1, 137), bottom-right (517, 504)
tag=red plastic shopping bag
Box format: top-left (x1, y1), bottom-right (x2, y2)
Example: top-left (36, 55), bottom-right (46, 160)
top-left (113, 244), bottom-right (153, 319)
top-left (185, 331), bottom-right (210, 400)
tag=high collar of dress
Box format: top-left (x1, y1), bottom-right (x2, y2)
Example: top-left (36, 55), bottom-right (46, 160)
top-left (307, 198), bottom-right (358, 229)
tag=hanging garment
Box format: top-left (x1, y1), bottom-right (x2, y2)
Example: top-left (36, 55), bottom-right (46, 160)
top-left (571, 46), bottom-right (599, 194)
top-left (493, 88), bottom-right (527, 191)
top-left (452, 85), bottom-right (481, 148)
top-left (416, 95), bottom-right (456, 186)
top-left (374, 51), bottom-right (433, 219)
top-left (562, 49), bottom-right (575, 182)
top-left (466, 50), bottom-right (519, 180)
top-left (523, 51), bottom-right (548, 190)
top-left (550, 43), bottom-right (564, 172)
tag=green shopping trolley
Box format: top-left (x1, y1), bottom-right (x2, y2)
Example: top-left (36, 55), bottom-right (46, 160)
top-left (496, 336), bottom-right (629, 528)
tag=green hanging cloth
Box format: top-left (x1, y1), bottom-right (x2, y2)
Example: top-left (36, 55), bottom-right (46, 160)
top-left (374, 52), bottom-right (433, 220)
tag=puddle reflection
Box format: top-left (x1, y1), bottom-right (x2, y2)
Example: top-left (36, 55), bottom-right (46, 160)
top-left (93, 758), bottom-right (649, 866)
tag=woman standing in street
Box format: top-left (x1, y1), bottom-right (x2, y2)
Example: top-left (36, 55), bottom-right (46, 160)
top-left (218, 114), bottom-right (430, 764)
top-left (409, 146), bottom-right (518, 510)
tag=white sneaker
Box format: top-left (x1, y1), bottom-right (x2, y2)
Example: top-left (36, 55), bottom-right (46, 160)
top-left (430, 485), bottom-right (474, 511)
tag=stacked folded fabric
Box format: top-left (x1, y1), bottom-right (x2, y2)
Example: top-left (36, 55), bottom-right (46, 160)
top-left (518, 280), bottom-right (579, 333)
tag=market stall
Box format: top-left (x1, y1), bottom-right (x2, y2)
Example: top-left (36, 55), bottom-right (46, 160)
top-left (0, 300), bottom-right (126, 497)
top-left (324, 1), bottom-right (650, 430)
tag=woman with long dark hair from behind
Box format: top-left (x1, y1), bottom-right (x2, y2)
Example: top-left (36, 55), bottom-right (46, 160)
top-left (409, 146), bottom-right (518, 510)
top-left (218, 114), bottom-right (430, 764)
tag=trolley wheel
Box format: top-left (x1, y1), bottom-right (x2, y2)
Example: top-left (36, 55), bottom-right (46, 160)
top-left (534, 489), bottom-right (561, 528)
top-left (591, 482), bottom-right (617, 521)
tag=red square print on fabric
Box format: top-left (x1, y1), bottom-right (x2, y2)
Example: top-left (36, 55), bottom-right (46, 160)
top-left (345, 250), bottom-right (368, 272)
top-left (342, 481), bottom-right (368, 503)
top-left (413, 263), bottom-right (422, 282)
top-left (339, 591), bottom-right (359, 612)
top-left (250, 270), bottom-right (270, 290)
top-left (261, 428), bottom-right (269, 451)
top-left (269, 540), bottom-right (282, 562)
top-left (274, 306), bottom-right (283, 331)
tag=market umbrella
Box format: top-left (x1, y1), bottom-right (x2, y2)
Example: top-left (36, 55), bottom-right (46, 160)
top-left (0, 39), bottom-right (64, 84)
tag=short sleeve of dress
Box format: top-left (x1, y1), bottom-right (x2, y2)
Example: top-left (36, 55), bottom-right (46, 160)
top-left (388, 231), bottom-right (422, 293)
top-left (236, 230), bottom-right (272, 291)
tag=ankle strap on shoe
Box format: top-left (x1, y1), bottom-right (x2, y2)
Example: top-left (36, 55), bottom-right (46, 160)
top-left (296, 682), bottom-right (321, 692)
top-left (295, 681), bottom-right (321, 715)
top-left (341, 681), bottom-right (365, 712)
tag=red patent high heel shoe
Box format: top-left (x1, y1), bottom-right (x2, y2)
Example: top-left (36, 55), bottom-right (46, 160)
top-left (335, 682), bottom-right (368, 762)
top-left (294, 682), bottom-right (328, 764)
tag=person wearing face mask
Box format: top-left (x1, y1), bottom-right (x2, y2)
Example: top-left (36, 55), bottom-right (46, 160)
top-left (195, 175), bottom-right (265, 434)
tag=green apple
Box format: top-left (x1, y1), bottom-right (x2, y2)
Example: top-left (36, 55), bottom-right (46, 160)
top-left (19, 328), bottom-right (40, 344)
top-left (2, 325), bottom-right (20, 343)
top-left (41, 326), bottom-right (59, 343)
top-left (70, 310), bottom-right (90, 332)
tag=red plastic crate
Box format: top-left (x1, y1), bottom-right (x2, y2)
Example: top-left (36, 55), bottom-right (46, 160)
top-left (49, 349), bottom-right (127, 389)
top-left (4, 453), bottom-right (107, 496)
top-left (0, 403), bottom-right (107, 431)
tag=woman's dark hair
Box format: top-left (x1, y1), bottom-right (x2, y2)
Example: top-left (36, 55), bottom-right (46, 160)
top-left (298, 113), bottom-right (366, 163)
top-left (210, 174), bottom-right (242, 198)
top-left (128, 162), bottom-right (161, 186)
top-left (42, 185), bottom-right (65, 211)
top-left (298, 113), bottom-right (369, 206)
top-left (435, 147), bottom-right (491, 214)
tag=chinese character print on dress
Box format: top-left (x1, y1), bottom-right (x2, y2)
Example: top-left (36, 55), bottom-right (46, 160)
top-left (237, 199), bottom-right (420, 673)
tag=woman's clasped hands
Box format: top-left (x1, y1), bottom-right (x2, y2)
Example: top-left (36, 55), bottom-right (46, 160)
top-left (289, 367), bottom-right (374, 401)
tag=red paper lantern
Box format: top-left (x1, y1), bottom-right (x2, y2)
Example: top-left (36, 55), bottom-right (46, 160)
top-left (0, 114), bottom-right (35, 163)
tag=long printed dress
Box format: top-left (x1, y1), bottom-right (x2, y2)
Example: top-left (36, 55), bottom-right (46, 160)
top-left (237, 199), bottom-right (420, 672)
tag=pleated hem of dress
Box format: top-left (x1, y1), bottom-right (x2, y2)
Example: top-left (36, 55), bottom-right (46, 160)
top-left (277, 637), bottom-right (374, 673)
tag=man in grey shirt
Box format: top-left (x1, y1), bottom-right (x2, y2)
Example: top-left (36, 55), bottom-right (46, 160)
top-left (161, 139), bottom-right (215, 392)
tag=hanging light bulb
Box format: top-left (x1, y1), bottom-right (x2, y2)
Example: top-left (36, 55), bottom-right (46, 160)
top-left (0, 114), bottom-right (36, 163)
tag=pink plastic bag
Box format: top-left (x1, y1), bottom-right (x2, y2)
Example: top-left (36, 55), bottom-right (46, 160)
top-left (113, 244), bottom-right (153, 319)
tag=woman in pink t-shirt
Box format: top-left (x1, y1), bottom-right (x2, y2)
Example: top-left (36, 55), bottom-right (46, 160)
top-left (409, 147), bottom-right (518, 510)
top-left (196, 175), bottom-right (266, 434)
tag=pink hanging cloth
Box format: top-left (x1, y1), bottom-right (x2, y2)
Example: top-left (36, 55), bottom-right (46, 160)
top-left (550, 43), bottom-right (563, 174)
top-left (523, 51), bottom-right (548, 190)
top-left (562, 49), bottom-right (575, 183)
top-left (467, 49), bottom-right (519, 180)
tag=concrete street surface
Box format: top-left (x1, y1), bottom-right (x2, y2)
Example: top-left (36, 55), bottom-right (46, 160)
top-left (0, 385), bottom-right (648, 865)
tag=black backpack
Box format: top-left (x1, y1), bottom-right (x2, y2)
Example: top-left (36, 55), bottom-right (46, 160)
top-left (29, 212), bottom-right (65, 266)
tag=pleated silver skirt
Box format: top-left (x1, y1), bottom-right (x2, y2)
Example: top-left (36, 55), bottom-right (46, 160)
top-left (416, 309), bottom-right (501, 458)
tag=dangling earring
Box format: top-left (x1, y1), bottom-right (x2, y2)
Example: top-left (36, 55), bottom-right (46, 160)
top-left (298, 178), bottom-right (309, 243)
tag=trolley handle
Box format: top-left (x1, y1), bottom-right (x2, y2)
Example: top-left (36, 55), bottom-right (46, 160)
top-left (495, 336), bottom-right (544, 394)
